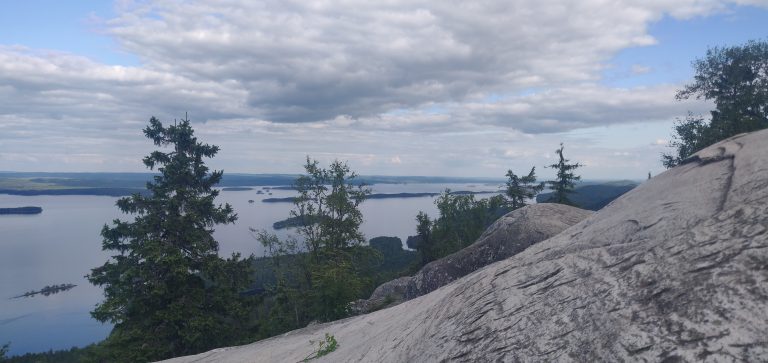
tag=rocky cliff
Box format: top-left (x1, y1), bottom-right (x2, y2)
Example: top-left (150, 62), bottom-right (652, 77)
top-left (352, 203), bottom-right (592, 314)
top-left (164, 130), bottom-right (768, 362)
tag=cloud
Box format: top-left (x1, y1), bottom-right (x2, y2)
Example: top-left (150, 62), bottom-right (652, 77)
top-left (101, 0), bottom-right (752, 123)
top-left (0, 0), bottom-right (764, 175)
top-left (630, 64), bottom-right (652, 74)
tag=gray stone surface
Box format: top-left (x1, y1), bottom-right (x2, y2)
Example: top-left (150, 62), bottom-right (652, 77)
top-left (351, 203), bottom-right (592, 314)
top-left (163, 130), bottom-right (768, 363)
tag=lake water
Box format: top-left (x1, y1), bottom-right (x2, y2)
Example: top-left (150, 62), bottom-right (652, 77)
top-left (0, 183), bottom-right (501, 356)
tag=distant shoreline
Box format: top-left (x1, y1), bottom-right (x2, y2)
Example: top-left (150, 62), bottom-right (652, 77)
top-left (0, 188), bottom-right (146, 197)
top-left (221, 187), bottom-right (254, 191)
top-left (263, 190), bottom-right (502, 203)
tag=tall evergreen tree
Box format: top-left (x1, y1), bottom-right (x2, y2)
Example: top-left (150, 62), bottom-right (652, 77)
top-left (505, 167), bottom-right (544, 210)
top-left (87, 117), bottom-right (254, 362)
top-left (545, 143), bottom-right (582, 206)
top-left (663, 39), bottom-right (768, 167)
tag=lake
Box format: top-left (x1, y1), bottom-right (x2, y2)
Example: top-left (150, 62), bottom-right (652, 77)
top-left (0, 183), bottom-right (500, 356)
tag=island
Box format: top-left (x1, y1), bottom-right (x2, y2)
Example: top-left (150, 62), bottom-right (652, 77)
top-left (10, 283), bottom-right (76, 299)
top-left (0, 206), bottom-right (43, 215)
top-left (272, 215), bottom-right (318, 229)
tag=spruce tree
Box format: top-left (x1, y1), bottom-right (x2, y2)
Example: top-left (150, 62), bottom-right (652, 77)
top-left (88, 117), bottom-right (253, 362)
top-left (545, 143), bottom-right (582, 206)
top-left (505, 167), bottom-right (544, 210)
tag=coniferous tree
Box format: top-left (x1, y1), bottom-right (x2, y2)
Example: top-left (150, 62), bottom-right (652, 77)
top-left (505, 167), bottom-right (544, 210)
top-left (87, 117), bottom-right (254, 362)
top-left (545, 143), bottom-right (582, 206)
top-left (413, 211), bottom-right (435, 264)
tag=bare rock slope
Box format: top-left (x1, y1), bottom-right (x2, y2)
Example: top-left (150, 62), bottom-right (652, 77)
top-left (165, 131), bottom-right (768, 362)
top-left (352, 203), bottom-right (592, 313)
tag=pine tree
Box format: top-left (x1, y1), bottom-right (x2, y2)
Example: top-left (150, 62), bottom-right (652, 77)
top-left (505, 167), bottom-right (544, 210)
top-left (87, 117), bottom-right (254, 362)
top-left (545, 143), bottom-right (582, 206)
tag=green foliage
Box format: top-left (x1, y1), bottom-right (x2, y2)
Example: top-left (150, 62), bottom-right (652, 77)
top-left (302, 333), bottom-right (338, 362)
top-left (252, 158), bottom-right (377, 336)
top-left (3, 344), bottom-right (107, 363)
top-left (505, 167), bottom-right (544, 210)
top-left (1, 342), bottom-right (8, 361)
top-left (412, 191), bottom-right (508, 264)
top-left (409, 211), bottom-right (435, 264)
top-left (664, 39), bottom-right (768, 167)
top-left (544, 143), bottom-right (582, 206)
top-left (661, 114), bottom-right (709, 168)
top-left (368, 236), bottom-right (419, 274)
top-left (293, 158), bottom-right (370, 253)
top-left (87, 117), bottom-right (255, 362)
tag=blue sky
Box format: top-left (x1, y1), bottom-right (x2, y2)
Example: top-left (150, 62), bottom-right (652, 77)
top-left (605, 7), bottom-right (768, 88)
top-left (0, 1), bottom-right (136, 65)
top-left (0, 1), bottom-right (766, 178)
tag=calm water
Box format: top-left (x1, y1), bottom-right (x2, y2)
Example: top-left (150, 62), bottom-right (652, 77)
top-left (0, 183), bottom-right (500, 356)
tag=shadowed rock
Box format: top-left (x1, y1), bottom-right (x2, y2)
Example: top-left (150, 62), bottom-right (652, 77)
top-left (351, 203), bottom-right (592, 314)
top-left (163, 130), bottom-right (768, 363)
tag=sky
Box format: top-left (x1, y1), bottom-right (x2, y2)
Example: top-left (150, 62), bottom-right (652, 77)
top-left (0, 0), bottom-right (767, 179)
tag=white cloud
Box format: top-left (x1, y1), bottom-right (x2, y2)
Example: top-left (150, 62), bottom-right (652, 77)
top-left (630, 64), bottom-right (652, 74)
top-left (0, 0), bottom-right (764, 176)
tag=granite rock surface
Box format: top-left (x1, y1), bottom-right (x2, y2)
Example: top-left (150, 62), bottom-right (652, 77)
top-left (351, 203), bottom-right (592, 314)
top-left (164, 131), bottom-right (768, 363)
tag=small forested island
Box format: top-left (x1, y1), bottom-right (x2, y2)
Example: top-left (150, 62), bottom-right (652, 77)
top-left (272, 215), bottom-right (318, 229)
top-left (0, 206), bottom-right (42, 215)
top-left (10, 283), bottom-right (76, 299)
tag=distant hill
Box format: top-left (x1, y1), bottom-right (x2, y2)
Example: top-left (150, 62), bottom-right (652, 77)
top-left (536, 183), bottom-right (637, 211)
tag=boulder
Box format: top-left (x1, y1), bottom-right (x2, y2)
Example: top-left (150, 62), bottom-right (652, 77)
top-left (163, 130), bottom-right (768, 363)
top-left (351, 203), bottom-right (592, 314)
